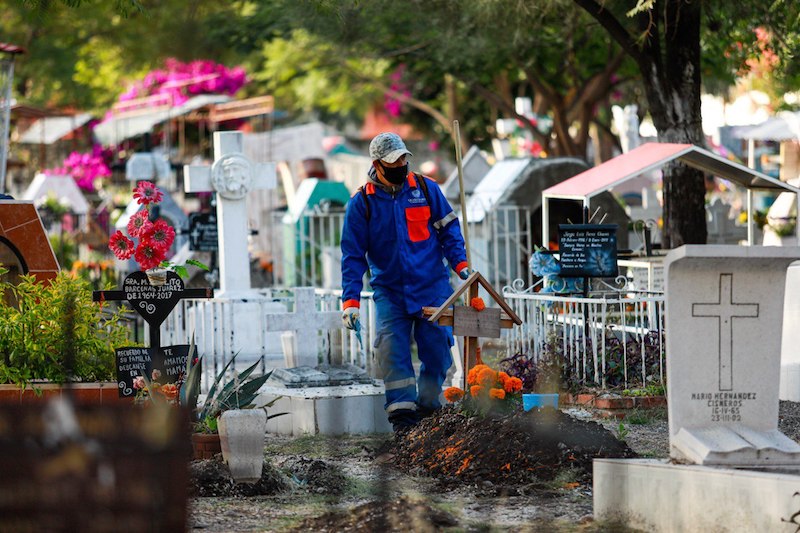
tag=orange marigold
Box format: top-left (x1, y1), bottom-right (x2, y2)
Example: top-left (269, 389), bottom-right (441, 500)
top-left (470, 385), bottom-right (484, 398)
top-left (509, 376), bottom-right (523, 392)
top-left (489, 388), bottom-right (506, 400)
top-left (467, 364), bottom-right (489, 386)
top-left (444, 387), bottom-right (465, 403)
top-left (470, 297), bottom-right (486, 311)
top-left (477, 367), bottom-right (497, 387)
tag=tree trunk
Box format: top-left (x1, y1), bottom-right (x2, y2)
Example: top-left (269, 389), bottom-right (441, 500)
top-left (637, 0), bottom-right (707, 248)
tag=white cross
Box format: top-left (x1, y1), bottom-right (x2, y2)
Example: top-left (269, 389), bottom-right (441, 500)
top-left (693, 273), bottom-right (759, 391)
top-left (263, 287), bottom-right (341, 368)
top-left (184, 131), bottom-right (276, 296)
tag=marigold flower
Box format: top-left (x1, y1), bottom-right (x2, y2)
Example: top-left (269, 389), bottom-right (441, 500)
top-left (140, 219), bottom-right (175, 252)
top-left (127, 210), bottom-right (152, 238)
top-left (444, 387), bottom-right (465, 403)
top-left (477, 367), bottom-right (497, 387)
top-left (467, 364), bottom-right (489, 386)
top-left (133, 181), bottom-right (164, 205)
top-left (109, 231), bottom-right (135, 260)
top-left (489, 388), bottom-right (506, 400)
top-left (470, 385), bottom-right (484, 398)
top-left (470, 297), bottom-right (486, 311)
top-left (509, 376), bottom-right (523, 392)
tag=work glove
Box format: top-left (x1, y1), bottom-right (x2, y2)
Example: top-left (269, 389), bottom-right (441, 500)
top-left (458, 267), bottom-right (471, 280)
top-left (342, 307), bottom-right (360, 330)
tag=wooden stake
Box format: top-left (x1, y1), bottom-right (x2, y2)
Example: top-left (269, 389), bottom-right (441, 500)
top-left (453, 120), bottom-right (471, 268)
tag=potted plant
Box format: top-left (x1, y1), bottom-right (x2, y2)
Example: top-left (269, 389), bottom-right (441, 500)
top-left (0, 267), bottom-right (131, 402)
top-left (179, 347), bottom-right (283, 471)
top-left (108, 181), bottom-right (207, 285)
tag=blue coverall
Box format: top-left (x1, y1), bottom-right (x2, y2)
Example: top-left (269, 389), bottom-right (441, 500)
top-left (340, 169), bottom-right (468, 418)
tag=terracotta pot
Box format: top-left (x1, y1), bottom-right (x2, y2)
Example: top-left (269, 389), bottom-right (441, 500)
top-left (0, 382), bottom-right (133, 405)
top-left (191, 432), bottom-right (221, 460)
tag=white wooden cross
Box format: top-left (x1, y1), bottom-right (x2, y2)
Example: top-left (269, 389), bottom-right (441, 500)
top-left (264, 287), bottom-right (342, 368)
top-left (184, 131), bottom-right (276, 296)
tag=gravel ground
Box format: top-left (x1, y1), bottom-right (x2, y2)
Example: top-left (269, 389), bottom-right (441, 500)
top-left (189, 401), bottom-right (800, 532)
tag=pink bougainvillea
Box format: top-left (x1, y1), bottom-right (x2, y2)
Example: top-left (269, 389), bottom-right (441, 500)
top-left (44, 144), bottom-right (113, 192)
top-left (116, 58), bottom-right (247, 109)
top-left (384, 64), bottom-right (411, 118)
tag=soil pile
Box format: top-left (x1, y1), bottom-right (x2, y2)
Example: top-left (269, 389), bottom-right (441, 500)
top-left (391, 405), bottom-right (636, 487)
top-left (189, 457), bottom-right (289, 497)
top-left (290, 496), bottom-right (459, 532)
top-left (279, 456), bottom-right (350, 495)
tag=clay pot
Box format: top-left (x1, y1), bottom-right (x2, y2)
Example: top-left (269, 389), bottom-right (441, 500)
top-left (191, 432), bottom-right (221, 460)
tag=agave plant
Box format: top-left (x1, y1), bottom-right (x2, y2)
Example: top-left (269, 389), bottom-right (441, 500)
top-left (179, 342), bottom-right (281, 433)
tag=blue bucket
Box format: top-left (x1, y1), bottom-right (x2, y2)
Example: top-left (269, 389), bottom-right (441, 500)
top-left (523, 393), bottom-right (559, 411)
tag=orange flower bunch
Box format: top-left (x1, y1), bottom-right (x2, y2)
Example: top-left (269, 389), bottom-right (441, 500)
top-left (470, 297), bottom-right (486, 311)
top-left (444, 363), bottom-right (523, 410)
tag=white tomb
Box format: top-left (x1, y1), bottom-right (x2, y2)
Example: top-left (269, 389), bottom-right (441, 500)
top-left (780, 263), bottom-right (800, 401)
top-left (595, 245), bottom-right (800, 532)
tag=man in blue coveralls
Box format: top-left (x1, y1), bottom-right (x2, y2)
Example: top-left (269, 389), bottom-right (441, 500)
top-left (340, 132), bottom-right (470, 432)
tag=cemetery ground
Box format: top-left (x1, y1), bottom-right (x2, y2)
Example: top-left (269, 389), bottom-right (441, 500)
top-left (188, 401), bottom-right (800, 531)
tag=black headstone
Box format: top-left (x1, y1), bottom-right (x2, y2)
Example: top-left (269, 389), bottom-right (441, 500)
top-left (558, 224), bottom-right (619, 278)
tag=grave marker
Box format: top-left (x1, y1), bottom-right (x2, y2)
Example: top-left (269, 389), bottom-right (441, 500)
top-left (184, 131), bottom-right (276, 296)
top-left (557, 223), bottom-right (619, 278)
top-left (665, 245), bottom-right (800, 465)
top-left (188, 212), bottom-right (218, 251)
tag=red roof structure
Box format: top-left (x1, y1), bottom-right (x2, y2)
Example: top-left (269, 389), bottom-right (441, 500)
top-left (541, 142), bottom-right (800, 246)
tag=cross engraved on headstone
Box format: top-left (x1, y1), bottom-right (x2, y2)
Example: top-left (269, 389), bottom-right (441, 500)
top-left (183, 131), bottom-right (276, 295)
top-left (263, 287), bottom-right (341, 368)
top-left (692, 273), bottom-right (759, 391)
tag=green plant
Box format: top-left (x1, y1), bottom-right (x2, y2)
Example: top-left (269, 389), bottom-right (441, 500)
top-left (0, 268), bottom-right (130, 388)
top-left (616, 422), bottom-right (629, 441)
top-left (182, 351), bottom-right (282, 433)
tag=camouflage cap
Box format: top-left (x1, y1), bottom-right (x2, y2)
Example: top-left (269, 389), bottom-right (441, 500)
top-left (369, 132), bottom-right (413, 163)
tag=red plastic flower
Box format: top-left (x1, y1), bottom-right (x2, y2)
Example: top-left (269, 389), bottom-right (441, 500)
top-left (134, 241), bottom-right (166, 271)
top-left (127, 210), bottom-right (152, 238)
top-left (108, 231), bottom-right (135, 260)
top-left (140, 219), bottom-right (175, 252)
top-left (133, 181), bottom-right (164, 205)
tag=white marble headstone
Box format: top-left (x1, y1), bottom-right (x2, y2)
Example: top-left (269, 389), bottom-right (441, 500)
top-left (665, 245), bottom-right (800, 465)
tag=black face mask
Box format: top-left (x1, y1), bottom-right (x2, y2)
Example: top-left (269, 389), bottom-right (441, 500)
top-left (380, 162), bottom-right (408, 185)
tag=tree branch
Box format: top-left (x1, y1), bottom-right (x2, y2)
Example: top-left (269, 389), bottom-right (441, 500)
top-left (573, 0), bottom-right (643, 63)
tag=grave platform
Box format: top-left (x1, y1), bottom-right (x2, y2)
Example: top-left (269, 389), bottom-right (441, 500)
top-left (257, 382), bottom-right (392, 435)
top-left (594, 458), bottom-right (800, 532)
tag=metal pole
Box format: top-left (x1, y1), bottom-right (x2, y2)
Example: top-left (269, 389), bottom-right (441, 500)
top-left (453, 120), bottom-right (471, 268)
top-left (0, 58), bottom-right (14, 194)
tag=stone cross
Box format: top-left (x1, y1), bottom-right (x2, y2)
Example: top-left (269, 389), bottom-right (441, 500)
top-left (184, 131), bottom-right (276, 296)
top-left (263, 287), bottom-right (341, 368)
top-left (692, 274), bottom-right (759, 391)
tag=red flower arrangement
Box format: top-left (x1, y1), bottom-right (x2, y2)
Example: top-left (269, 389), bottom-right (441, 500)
top-left (109, 181), bottom-right (207, 279)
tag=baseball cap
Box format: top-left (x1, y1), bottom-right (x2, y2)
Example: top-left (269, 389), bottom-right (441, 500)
top-left (369, 132), bottom-right (413, 163)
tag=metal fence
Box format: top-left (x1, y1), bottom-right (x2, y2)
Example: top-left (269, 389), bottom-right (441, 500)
top-left (501, 279), bottom-right (666, 390)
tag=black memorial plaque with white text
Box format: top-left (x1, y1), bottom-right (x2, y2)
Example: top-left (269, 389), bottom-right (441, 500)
top-left (188, 212), bottom-right (218, 251)
top-left (123, 270), bottom-right (185, 327)
top-left (115, 344), bottom-right (190, 397)
top-left (558, 224), bottom-right (619, 278)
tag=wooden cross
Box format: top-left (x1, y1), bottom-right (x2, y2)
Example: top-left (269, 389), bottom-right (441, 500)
top-left (183, 131), bottom-right (276, 296)
top-left (263, 287), bottom-right (341, 368)
top-left (424, 271), bottom-right (522, 389)
top-left (93, 271), bottom-right (213, 350)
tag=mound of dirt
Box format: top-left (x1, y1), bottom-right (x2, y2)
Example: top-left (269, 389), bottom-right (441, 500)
top-left (189, 457), bottom-right (290, 497)
top-left (290, 496), bottom-right (459, 532)
top-left (279, 456), bottom-right (350, 495)
top-left (390, 406), bottom-right (636, 487)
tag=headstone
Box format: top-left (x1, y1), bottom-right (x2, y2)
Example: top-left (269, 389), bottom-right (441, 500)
top-left (264, 287), bottom-right (341, 368)
top-left (115, 344), bottom-right (190, 397)
top-left (187, 212), bottom-right (218, 251)
top-left (706, 198), bottom-right (747, 245)
top-left (184, 131), bottom-right (276, 297)
top-left (126, 152), bottom-right (171, 182)
top-left (780, 263), bottom-right (800, 401)
top-left (665, 245), bottom-right (800, 465)
top-left (0, 200), bottom-right (59, 282)
top-left (557, 224), bottom-right (619, 278)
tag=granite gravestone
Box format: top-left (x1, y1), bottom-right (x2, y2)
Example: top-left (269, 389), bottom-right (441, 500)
top-left (665, 245), bottom-right (800, 465)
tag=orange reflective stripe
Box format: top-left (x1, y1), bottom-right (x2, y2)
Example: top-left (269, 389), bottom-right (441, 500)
top-left (365, 183), bottom-right (375, 194)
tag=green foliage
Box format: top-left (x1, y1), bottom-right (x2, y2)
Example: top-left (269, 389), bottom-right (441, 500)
top-left (616, 422), bottom-right (629, 441)
top-left (187, 352), bottom-right (278, 433)
top-left (0, 268), bottom-right (130, 387)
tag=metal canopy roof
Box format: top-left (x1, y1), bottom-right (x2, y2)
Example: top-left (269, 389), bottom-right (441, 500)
top-left (543, 142), bottom-right (800, 202)
top-left (18, 113), bottom-right (93, 144)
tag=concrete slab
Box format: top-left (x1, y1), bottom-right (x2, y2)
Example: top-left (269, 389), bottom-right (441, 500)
top-left (257, 383), bottom-right (392, 435)
top-left (594, 458), bottom-right (800, 532)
